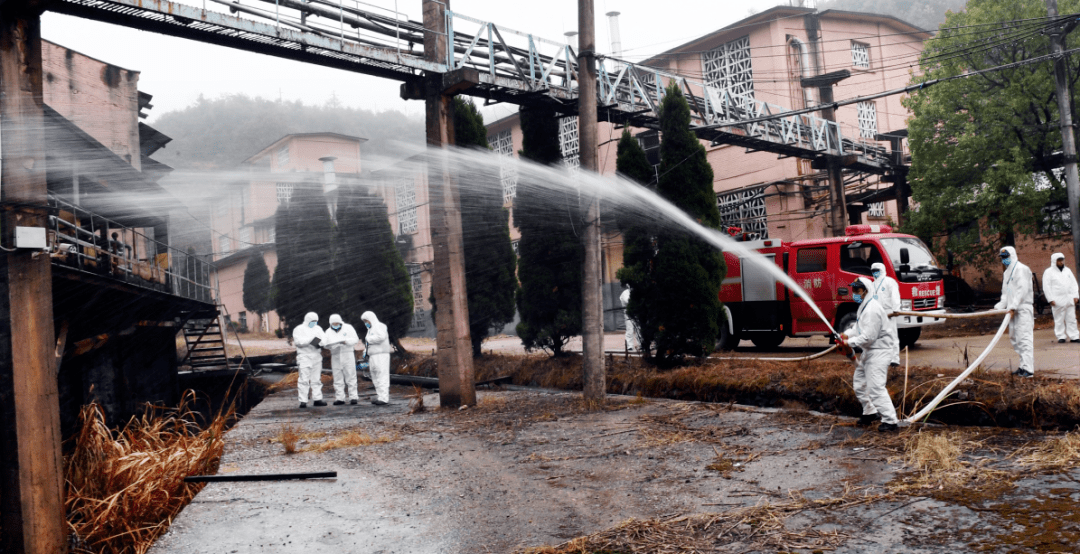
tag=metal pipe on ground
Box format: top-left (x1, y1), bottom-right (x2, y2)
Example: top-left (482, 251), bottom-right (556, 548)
top-left (184, 471), bottom-right (337, 483)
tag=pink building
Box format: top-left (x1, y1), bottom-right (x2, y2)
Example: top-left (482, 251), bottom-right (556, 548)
top-left (486, 6), bottom-right (930, 326)
top-left (210, 133), bottom-right (439, 335)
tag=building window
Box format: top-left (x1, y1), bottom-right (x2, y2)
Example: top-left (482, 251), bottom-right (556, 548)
top-left (408, 264), bottom-right (425, 331)
top-left (857, 101), bottom-right (878, 139)
top-left (851, 41), bottom-right (870, 69)
top-left (702, 35), bottom-right (755, 102)
top-left (276, 145), bottom-right (290, 166)
top-left (1040, 202), bottom-right (1073, 235)
top-left (216, 202), bottom-right (228, 226)
top-left (238, 311), bottom-right (248, 332)
top-left (511, 239), bottom-right (520, 255)
top-left (396, 178), bottom-right (418, 234)
top-left (867, 202), bottom-right (885, 219)
top-left (796, 247), bottom-right (828, 273)
top-left (266, 225), bottom-right (276, 244)
top-left (717, 187), bottom-right (769, 240)
top-left (219, 235), bottom-right (231, 256)
top-left (239, 227), bottom-right (252, 247)
top-left (488, 129), bottom-right (518, 203)
top-left (276, 182), bottom-right (294, 205)
top-left (558, 117), bottom-right (580, 171)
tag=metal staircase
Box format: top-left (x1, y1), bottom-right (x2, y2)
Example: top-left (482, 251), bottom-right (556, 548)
top-left (179, 306), bottom-right (253, 373)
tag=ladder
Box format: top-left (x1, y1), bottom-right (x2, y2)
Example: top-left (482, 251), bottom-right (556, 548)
top-left (179, 306), bottom-right (252, 373)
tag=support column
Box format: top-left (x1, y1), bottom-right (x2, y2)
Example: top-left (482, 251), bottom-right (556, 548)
top-left (0, 7), bottom-right (67, 554)
top-left (578, 0), bottom-right (604, 401)
top-left (1047, 0), bottom-right (1080, 279)
top-left (422, 0), bottom-right (474, 408)
top-left (826, 160), bottom-right (847, 236)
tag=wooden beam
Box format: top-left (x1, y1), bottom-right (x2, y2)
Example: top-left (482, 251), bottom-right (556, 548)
top-left (0, 8), bottom-right (67, 554)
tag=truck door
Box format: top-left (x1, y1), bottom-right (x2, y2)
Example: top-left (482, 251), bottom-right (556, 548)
top-left (790, 245), bottom-right (834, 334)
top-left (739, 254), bottom-right (781, 332)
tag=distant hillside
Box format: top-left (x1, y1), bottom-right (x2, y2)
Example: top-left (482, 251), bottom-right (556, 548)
top-left (818, 0), bottom-right (968, 30)
top-left (149, 94), bottom-right (424, 171)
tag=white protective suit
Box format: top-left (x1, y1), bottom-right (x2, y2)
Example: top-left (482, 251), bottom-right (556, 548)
top-left (325, 314), bottom-right (361, 402)
top-left (1043, 253), bottom-right (1080, 341)
top-left (994, 246), bottom-right (1035, 373)
top-left (620, 287), bottom-right (640, 351)
top-left (845, 277), bottom-right (899, 425)
top-left (870, 262), bottom-right (902, 366)
top-left (362, 311), bottom-right (391, 403)
top-left (292, 312), bottom-right (326, 404)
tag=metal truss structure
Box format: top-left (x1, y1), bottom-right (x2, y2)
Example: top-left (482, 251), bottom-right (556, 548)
top-left (395, 177), bottom-right (418, 234)
top-left (718, 187), bottom-right (769, 240)
top-left (51, 0), bottom-right (893, 173)
top-left (487, 129), bottom-right (518, 203)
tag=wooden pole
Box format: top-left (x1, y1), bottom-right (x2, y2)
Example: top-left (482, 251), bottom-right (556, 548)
top-left (422, 0), bottom-right (474, 408)
top-left (578, 0), bottom-right (604, 402)
top-left (1046, 0), bottom-right (1080, 280)
top-left (0, 6), bottom-right (67, 553)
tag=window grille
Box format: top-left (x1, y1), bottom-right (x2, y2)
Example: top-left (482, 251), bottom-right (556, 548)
top-left (511, 240), bottom-right (520, 255)
top-left (219, 235), bottom-right (231, 256)
top-left (408, 264), bottom-right (426, 330)
top-left (276, 145), bottom-right (290, 166)
top-left (267, 226), bottom-right (276, 244)
top-left (396, 178), bottom-right (418, 234)
top-left (239, 227), bottom-right (252, 247)
top-left (717, 187), bottom-right (769, 240)
top-left (488, 129), bottom-right (518, 203)
top-left (857, 101), bottom-right (877, 139)
top-left (868, 202), bottom-right (885, 219)
top-left (276, 182), bottom-right (294, 204)
top-left (702, 36), bottom-right (755, 103)
top-left (851, 42), bottom-right (870, 69)
top-left (239, 311), bottom-right (247, 330)
top-left (559, 117), bottom-right (580, 171)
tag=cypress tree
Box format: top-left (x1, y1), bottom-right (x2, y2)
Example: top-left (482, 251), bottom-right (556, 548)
top-left (514, 105), bottom-right (584, 356)
top-left (651, 82), bottom-right (725, 364)
top-left (242, 253), bottom-right (272, 332)
top-left (451, 98), bottom-right (518, 357)
top-left (272, 178), bottom-right (341, 331)
top-left (613, 129), bottom-right (659, 357)
top-left (335, 185), bottom-right (414, 349)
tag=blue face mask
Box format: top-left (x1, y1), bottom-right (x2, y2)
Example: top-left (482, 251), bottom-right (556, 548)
top-left (364, 322), bottom-right (371, 329)
top-left (1002, 257), bottom-right (1011, 267)
top-left (853, 293), bottom-right (863, 303)
top-left (332, 324), bottom-right (341, 331)
top-left (872, 270), bottom-right (882, 279)
top-left (308, 321), bottom-right (317, 328)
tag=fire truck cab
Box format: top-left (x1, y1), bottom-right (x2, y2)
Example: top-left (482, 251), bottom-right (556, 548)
top-left (716, 224), bottom-right (945, 350)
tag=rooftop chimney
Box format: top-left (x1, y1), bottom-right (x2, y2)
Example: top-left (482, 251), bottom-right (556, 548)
top-left (606, 11), bottom-right (622, 59)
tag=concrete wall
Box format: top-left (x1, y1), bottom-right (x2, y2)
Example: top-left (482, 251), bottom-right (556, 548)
top-left (42, 40), bottom-right (142, 170)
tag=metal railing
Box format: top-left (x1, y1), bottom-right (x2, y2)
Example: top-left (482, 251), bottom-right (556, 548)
top-left (46, 194), bottom-right (215, 303)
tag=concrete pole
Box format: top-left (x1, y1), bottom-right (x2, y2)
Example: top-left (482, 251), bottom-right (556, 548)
top-left (0, 7), bottom-right (67, 554)
top-left (579, 0), bottom-right (605, 401)
top-left (423, 0), bottom-right (474, 407)
top-left (1047, 0), bottom-right (1080, 278)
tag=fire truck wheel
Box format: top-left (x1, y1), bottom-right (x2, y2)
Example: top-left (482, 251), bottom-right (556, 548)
top-left (836, 311), bottom-right (858, 338)
top-left (715, 314), bottom-right (740, 351)
top-left (748, 332), bottom-right (785, 350)
top-left (898, 327), bottom-right (921, 349)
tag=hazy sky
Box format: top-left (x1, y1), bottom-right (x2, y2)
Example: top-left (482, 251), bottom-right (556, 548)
top-left (43, 0), bottom-right (788, 123)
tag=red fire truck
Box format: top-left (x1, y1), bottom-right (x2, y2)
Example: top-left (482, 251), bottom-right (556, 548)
top-left (716, 224), bottom-right (945, 350)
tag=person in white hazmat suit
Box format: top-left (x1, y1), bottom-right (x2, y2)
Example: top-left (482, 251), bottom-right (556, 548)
top-left (361, 311), bottom-right (391, 405)
top-left (994, 246), bottom-right (1035, 377)
top-left (1042, 253), bottom-right (1080, 343)
top-left (620, 286), bottom-right (640, 351)
top-left (292, 312), bottom-right (327, 408)
top-left (840, 277), bottom-right (900, 432)
top-left (324, 314), bottom-right (361, 405)
top-left (870, 262), bottom-right (902, 366)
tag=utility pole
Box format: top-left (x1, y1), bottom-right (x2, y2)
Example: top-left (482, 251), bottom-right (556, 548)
top-left (1047, 0), bottom-right (1080, 278)
top-left (418, 0), bottom-right (475, 407)
top-left (803, 13), bottom-right (848, 237)
top-left (578, 0), bottom-right (605, 402)
top-left (0, 4), bottom-right (67, 553)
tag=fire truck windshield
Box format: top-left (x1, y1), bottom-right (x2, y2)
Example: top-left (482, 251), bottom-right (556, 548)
top-left (880, 238), bottom-right (942, 282)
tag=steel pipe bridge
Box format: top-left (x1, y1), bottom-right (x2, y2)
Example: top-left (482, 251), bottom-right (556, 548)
top-left (50, 0), bottom-right (892, 173)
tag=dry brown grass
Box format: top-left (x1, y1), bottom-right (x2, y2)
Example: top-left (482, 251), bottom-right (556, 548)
top-left (270, 422), bottom-right (322, 455)
top-left (65, 393), bottom-right (231, 554)
top-left (265, 371), bottom-right (333, 394)
top-left (400, 352), bottom-right (1080, 430)
top-left (517, 487), bottom-right (885, 554)
top-left (302, 430), bottom-right (399, 453)
top-left (408, 384), bottom-right (426, 414)
top-left (1015, 431), bottom-right (1080, 471)
top-left (889, 430), bottom-right (1012, 497)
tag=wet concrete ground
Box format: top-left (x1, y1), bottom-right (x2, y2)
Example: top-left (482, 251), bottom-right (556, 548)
top-left (149, 379), bottom-right (1080, 553)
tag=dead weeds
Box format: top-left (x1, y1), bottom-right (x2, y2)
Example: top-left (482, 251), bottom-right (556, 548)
top-left (302, 429), bottom-right (399, 453)
top-left (65, 393), bottom-right (230, 554)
